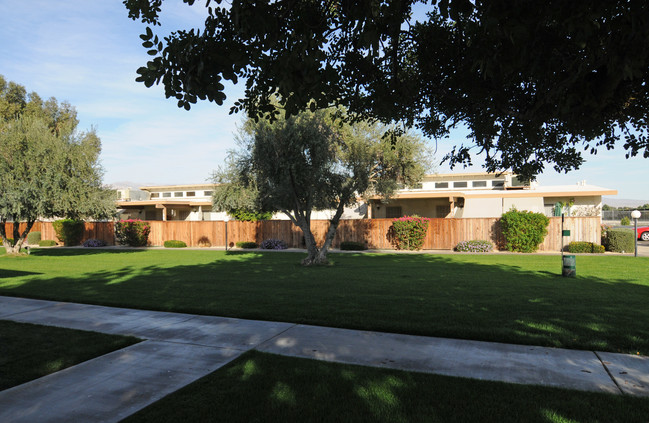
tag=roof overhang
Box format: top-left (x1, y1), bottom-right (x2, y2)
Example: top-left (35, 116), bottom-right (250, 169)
top-left (370, 188), bottom-right (618, 201)
top-left (116, 200), bottom-right (212, 208)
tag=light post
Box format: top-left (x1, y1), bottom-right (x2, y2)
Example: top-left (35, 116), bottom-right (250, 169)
top-left (224, 215), bottom-right (230, 251)
top-left (631, 210), bottom-right (641, 257)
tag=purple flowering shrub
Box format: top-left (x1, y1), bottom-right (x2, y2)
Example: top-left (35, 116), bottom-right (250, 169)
top-left (455, 240), bottom-right (493, 253)
top-left (260, 238), bottom-right (288, 250)
top-left (82, 238), bottom-right (107, 247)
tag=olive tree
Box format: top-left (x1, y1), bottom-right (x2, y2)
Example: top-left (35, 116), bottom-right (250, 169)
top-left (0, 76), bottom-right (113, 254)
top-left (213, 110), bottom-right (429, 265)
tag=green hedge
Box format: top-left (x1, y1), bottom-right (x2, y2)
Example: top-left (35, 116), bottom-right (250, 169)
top-left (500, 209), bottom-right (549, 253)
top-left (391, 216), bottom-right (430, 250)
top-left (27, 231), bottom-right (41, 245)
top-left (52, 219), bottom-right (85, 246)
top-left (339, 241), bottom-right (367, 251)
top-left (38, 240), bottom-right (57, 247)
top-left (567, 241), bottom-right (605, 254)
top-left (605, 229), bottom-right (635, 253)
top-left (235, 241), bottom-right (258, 249)
top-left (164, 240), bottom-right (187, 248)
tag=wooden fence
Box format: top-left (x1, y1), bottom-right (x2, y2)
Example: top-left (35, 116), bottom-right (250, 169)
top-left (5, 217), bottom-right (601, 252)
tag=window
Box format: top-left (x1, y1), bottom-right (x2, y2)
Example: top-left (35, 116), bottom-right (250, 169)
top-left (162, 192), bottom-right (171, 198)
top-left (203, 190), bottom-right (213, 196)
top-left (435, 182), bottom-right (449, 189)
top-left (472, 181), bottom-right (487, 188)
top-left (186, 191), bottom-right (196, 197)
top-left (174, 192), bottom-right (183, 197)
top-left (436, 205), bottom-right (451, 218)
top-left (150, 193), bottom-right (159, 198)
top-left (453, 181), bottom-right (468, 188)
top-left (492, 180), bottom-right (505, 188)
top-left (386, 206), bottom-right (402, 218)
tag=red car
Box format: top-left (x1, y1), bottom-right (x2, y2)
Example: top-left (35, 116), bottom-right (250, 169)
top-left (638, 226), bottom-right (649, 241)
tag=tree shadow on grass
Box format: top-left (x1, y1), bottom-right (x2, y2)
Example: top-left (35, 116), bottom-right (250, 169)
top-left (124, 351), bottom-right (649, 423)
top-left (1, 251), bottom-right (648, 354)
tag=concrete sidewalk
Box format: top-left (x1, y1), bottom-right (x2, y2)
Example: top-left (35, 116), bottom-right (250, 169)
top-left (0, 296), bottom-right (647, 422)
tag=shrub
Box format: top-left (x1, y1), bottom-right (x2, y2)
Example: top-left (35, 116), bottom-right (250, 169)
top-left (52, 219), bottom-right (85, 246)
top-left (260, 238), bottom-right (288, 250)
top-left (197, 236), bottom-right (212, 247)
top-left (390, 216), bottom-right (430, 250)
top-left (500, 209), bottom-right (550, 253)
top-left (115, 219), bottom-right (150, 247)
top-left (3, 238), bottom-right (14, 246)
top-left (236, 241), bottom-right (258, 249)
top-left (620, 216), bottom-right (631, 226)
top-left (82, 238), bottom-right (107, 248)
top-left (39, 240), bottom-right (57, 247)
top-left (27, 231), bottom-right (41, 245)
top-left (605, 229), bottom-right (635, 253)
top-left (229, 210), bottom-right (274, 222)
top-left (339, 241), bottom-right (367, 251)
top-left (456, 240), bottom-right (493, 252)
top-left (164, 240), bottom-right (187, 248)
top-left (568, 241), bottom-right (605, 254)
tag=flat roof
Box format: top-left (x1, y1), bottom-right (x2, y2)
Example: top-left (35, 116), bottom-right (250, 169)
top-left (370, 184), bottom-right (617, 200)
top-left (139, 184), bottom-right (216, 191)
top-left (116, 200), bottom-right (212, 208)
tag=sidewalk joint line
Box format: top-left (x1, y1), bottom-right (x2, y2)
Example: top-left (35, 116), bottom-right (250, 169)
top-left (251, 323), bottom-right (299, 350)
top-left (0, 303), bottom-right (59, 319)
top-left (594, 351), bottom-right (625, 395)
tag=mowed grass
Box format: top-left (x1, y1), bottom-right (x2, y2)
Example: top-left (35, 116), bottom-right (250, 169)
top-left (0, 320), bottom-right (139, 391)
top-left (123, 350), bottom-right (649, 423)
top-left (1, 248), bottom-right (648, 354)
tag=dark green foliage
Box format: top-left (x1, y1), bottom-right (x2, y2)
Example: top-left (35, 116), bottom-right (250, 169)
top-left (605, 229), bottom-right (635, 253)
top-left (568, 242), bottom-right (605, 254)
top-left (26, 231), bottom-right (41, 244)
top-left (339, 241), bottom-right (367, 251)
top-left (115, 220), bottom-right (150, 247)
top-left (124, 1), bottom-right (649, 180)
top-left (38, 240), bottom-right (57, 247)
top-left (390, 216), bottom-right (429, 250)
top-left (501, 209), bottom-right (550, 253)
top-left (229, 210), bottom-right (273, 222)
top-left (5, 238), bottom-right (13, 246)
top-left (620, 216), bottom-right (631, 226)
top-left (52, 219), bottom-right (85, 246)
top-left (235, 241), bottom-right (258, 249)
top-left (163, 240), bottom-right (187, 248)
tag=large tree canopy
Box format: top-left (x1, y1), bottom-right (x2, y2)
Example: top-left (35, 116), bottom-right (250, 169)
top-left (213, 109), bottom-right (429, 265)
top-left (0, 76), bottom-right (113, 254)
top-left (124, 0), bottom-right (648, 179)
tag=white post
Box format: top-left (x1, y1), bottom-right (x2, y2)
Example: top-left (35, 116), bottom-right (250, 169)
top-left (631, 210), bottom-right (641, 257)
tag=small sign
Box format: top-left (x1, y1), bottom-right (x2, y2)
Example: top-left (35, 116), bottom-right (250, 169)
top-left (562, 230), bottom-right (571, 236)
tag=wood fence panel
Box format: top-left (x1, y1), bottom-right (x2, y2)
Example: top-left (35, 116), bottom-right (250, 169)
top-left (5, 216), bottom-right (601, 251)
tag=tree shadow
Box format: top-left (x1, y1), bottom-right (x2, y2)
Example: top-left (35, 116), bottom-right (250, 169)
top-left (1, 251), bottom-right (648, 354)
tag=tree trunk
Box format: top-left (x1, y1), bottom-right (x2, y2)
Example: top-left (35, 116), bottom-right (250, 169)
top-left (298, 220), bottom-right (328, 266)
top-left (1, 220), bottom-right (35, 254)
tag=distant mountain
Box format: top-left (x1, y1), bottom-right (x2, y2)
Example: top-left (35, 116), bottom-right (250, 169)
top-left (602, 197), bottom-right (649, 208)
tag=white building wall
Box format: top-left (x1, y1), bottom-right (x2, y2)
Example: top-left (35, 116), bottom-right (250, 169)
top-left (462, 198), bottom-right (503, 218)
top-left (503, 197), bottom-right (545, 214)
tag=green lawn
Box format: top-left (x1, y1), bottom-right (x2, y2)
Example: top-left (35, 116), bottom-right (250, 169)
top-left (1, 248), bottom-right (648, 354)
top-left (123, 350), bottom-right (649, 423)
top-left (0, 320), bottom-right (139, 391)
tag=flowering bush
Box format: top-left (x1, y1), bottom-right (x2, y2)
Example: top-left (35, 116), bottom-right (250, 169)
top-left (390, 216), bottom-right (430, 250)
top-left (456, 240), bottom-right (493, 252)
top-left (115, 219), bottom-right (150, 247)
top-left (82, 238), bottom-right (107, 248)
top-left (260, 238), bottom-right (288, 250)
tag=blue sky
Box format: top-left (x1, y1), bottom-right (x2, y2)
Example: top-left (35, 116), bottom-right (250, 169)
top-left (1, 1), bottom-right (646, 200)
